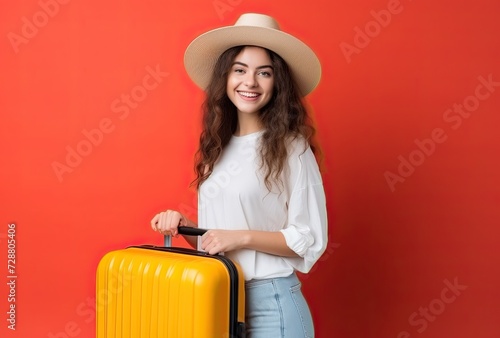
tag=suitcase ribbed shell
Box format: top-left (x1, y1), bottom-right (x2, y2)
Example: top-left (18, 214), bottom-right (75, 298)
top-left (96, 247), bottom-right (245, 338)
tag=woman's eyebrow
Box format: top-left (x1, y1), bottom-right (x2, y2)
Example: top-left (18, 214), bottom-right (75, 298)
top-left (232, 61), bottom-right (274, 70)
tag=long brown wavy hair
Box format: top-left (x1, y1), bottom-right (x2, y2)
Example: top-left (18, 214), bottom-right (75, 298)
top-left (192, 45), bottom-right (320, 191)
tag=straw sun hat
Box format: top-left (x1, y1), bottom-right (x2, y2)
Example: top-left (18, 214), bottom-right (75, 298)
top-left (184, 13), bottom-right (322, 96)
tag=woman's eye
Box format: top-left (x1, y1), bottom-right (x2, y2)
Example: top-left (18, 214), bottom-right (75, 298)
top-left (259, 71), bottom-right (272, 77)
top-left (234, 68), bottom-right (244, 73)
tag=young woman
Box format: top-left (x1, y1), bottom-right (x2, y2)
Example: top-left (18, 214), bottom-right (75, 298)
top-left (151, 13), bottom-right (328, 338)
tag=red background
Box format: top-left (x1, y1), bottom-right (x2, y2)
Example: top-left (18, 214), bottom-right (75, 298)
top-left (1, 0), bottom-right (499, 337)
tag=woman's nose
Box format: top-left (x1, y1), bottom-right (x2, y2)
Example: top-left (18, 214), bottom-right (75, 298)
top-left (244, 72), bottom-right (258, 87)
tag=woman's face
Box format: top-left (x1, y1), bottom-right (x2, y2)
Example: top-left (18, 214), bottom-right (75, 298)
top-left (226, 46), bottom-right (274, 116)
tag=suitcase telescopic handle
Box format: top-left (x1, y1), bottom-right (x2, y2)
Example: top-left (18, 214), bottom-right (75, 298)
top-left (163, 226), bottom-right (207, 247)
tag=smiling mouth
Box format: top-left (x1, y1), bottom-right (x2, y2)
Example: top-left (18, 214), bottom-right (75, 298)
top-left (238, 91), bottom-right (260, 98)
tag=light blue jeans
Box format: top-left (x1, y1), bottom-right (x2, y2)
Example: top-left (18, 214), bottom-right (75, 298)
top-left (244, 273), bottom-right (314, 338)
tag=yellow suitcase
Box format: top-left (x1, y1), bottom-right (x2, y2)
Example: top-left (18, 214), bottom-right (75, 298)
top-left (96, 227), bottom-right (245, 338)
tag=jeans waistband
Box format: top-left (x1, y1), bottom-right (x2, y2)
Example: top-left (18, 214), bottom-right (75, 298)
top-left (245, 272), bottom-right (299, 288)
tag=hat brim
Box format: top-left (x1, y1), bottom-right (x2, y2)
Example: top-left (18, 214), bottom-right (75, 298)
top-left (184, 25), bottom-right (321, 96)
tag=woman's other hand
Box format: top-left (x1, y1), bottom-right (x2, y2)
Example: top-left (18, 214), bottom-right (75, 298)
top-left (201, 229), bottom-right (246, 255)
top-left (150, 210), bottom-right (187, 237)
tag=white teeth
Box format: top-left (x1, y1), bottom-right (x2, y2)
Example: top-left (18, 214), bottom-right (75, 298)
top-left (239, 91), bottom-right (259, 98)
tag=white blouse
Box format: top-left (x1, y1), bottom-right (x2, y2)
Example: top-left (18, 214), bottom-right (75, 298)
top-left (198, 130), bottom-right (328, 281)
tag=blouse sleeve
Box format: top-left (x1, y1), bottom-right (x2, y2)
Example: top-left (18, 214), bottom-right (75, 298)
top-left (279, 140), bottom-right (328, 273)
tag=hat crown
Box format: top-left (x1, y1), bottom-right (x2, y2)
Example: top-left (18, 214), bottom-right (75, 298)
top-left (234, 13), bottom-right (281, 30)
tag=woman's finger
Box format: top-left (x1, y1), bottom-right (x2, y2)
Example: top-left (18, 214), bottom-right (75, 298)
top-left (157, 215), bottom-right (165, 232)
top-left (151, 210), bottom-right (185, 236)
top-left (201, 230), bottom-right (214, 250)
top-left (150, 214), bottom-right (160, 231)
top-left (166, 211), bottom-right (176, 236)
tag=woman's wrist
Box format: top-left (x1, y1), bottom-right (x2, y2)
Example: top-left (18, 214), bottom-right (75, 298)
top-left (240, 230), bottom-right (252, 249)
top-left (181, 215), bottom-right (198, 228)
top-left (237, 230), bottom-right (298, 257)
